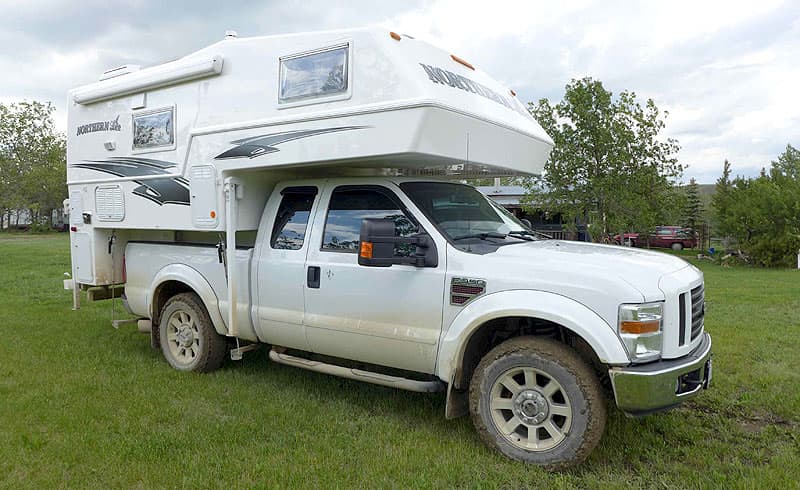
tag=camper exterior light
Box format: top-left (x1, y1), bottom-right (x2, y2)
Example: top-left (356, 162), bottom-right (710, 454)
top-left (450, 54), bottom-right (475, 70)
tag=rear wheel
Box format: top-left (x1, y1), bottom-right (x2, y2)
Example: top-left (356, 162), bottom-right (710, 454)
top-left (671, 242), bottom-right (684, 251)
top-left (159, 292), bottom-right (227, 372)
top-left (469, 337), bottom-right (606, 469)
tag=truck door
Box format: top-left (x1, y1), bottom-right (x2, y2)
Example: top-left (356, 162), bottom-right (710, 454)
top-left (303, 184), bottom-right (446, 374)
top-left (254, 185), bottom-right (320, 350)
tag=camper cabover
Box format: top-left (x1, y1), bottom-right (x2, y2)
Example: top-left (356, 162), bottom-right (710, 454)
top-left (65, 27), bottom-right (712, 468)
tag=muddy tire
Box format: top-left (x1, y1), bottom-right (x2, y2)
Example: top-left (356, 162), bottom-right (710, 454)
top-left (159, 292), bottom-right (227, 372)
top-left (469, 337), bottom-right (606, 470)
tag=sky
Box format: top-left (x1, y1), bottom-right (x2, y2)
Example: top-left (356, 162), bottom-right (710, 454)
top-left (2, 0), bottom-right (798, 183)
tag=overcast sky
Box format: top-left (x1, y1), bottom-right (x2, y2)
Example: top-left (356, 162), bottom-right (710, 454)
top-left (2, 0), bottom-right (798, 183)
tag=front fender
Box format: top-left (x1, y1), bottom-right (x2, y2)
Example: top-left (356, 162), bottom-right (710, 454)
top-left (148, 264), bottom-right (227, 336)
top-left (436, 289), bottom-right (630, 383)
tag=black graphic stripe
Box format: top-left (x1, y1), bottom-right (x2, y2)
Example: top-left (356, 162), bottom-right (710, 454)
top-left (70, 157), bottom-right (189, 206)
top-left (215, 126), bottom-right (368, 160)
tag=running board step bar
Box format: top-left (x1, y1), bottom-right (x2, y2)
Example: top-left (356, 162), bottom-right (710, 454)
top-left (268, 350), bottom-right (444, 393)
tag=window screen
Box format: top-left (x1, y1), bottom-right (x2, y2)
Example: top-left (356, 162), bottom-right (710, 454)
top-left (270, 187), bottom-right (317, 250)
top-left (322, 188), bottom-right (417, 254)
top-left (279, 45), bottom-right (348, 103)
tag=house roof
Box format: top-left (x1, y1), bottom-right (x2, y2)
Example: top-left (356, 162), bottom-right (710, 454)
top-left (476, 185), bottom-right (530, 206)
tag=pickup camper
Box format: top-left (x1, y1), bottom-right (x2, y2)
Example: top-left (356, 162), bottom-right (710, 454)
top-left (64, 27), bottom-right (712, 468)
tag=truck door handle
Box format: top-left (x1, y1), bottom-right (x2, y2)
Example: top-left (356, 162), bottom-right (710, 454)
top-left (307, 266), bottom-right (321, 289)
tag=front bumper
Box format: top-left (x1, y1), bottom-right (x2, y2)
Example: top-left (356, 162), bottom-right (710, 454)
top-left (608, 333), bottom-right (712, 416)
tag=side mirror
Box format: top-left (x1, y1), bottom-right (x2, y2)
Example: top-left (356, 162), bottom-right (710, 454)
top-left (520, 218), bottom-right (533, 229)
top-left (358, 218), bottom-right (438, 268)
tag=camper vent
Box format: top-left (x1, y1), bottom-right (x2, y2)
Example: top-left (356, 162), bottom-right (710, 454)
top-left (95, 185), bottom-right (125, 221)
top-left (100, 65), bottom-right (142, 81)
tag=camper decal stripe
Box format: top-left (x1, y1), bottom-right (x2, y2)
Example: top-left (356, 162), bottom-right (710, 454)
top-left (214, 126), bottom-right (368, 160)
top-left (70, 157), bottom-right (190, 206)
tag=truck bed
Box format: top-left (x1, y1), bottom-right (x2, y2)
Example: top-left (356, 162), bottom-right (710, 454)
top-left (124, 242), bottom-right (258, 341)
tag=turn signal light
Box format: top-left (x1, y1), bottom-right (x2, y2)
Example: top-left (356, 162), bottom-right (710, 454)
top-left (390, 32), bottom-right (401, 41)
top-left (360, 241), bottom-right (373, 259)
top-left (620, 320), bottom-right (660, 334)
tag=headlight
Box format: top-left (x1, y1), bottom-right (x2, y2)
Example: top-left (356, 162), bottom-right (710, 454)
top-left (618, 302), bottom-right (663, 363)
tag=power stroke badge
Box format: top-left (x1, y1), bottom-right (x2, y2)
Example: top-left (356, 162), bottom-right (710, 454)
top-left (76, 115), bottom-right (121, 136)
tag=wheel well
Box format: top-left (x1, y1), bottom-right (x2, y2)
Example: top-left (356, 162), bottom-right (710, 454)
top-left (455, 317), bottom-right (606, 390)
top-left (151, 280), bottom-right (193, 327)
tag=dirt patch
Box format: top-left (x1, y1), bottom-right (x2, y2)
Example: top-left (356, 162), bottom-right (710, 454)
top-left (685, 402), bottom-right (796, 433)
top-left (739, 418), bottom-right (773, 434)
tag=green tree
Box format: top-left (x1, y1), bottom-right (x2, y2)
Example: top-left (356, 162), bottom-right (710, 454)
top-left (711, 146), bottom-right (800, 266)
top-left (710, 159), bottom-right (732, 235)
top-left (0, 101), bottom-right (66, 230)
top-left (683, 177), bottom-right (703, 230)
top-left (523, 77), bottom-right (682, 239)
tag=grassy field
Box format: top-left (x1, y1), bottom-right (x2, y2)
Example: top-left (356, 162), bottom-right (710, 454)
top-left (0, 234), bottom-right (798, 488)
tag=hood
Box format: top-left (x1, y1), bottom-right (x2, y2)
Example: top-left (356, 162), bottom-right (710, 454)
top-left (490, 240), bottom-right (690, 300)
top-left (509, 240), bottom-right (688, 274)
top-left (445, 239), bottom-right (693, 330)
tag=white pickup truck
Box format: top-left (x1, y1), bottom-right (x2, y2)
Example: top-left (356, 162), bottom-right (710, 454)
top-left (121, 176), bottom-right (712, 468)
top-left (66, 27), bottom-right (712, 468)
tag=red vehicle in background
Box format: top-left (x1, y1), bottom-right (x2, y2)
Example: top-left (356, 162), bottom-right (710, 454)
top-left (613, 226), bottom-right (697, 250)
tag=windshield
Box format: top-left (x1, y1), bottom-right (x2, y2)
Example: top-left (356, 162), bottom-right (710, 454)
top-left (400, 182), bottom-right (537, 253)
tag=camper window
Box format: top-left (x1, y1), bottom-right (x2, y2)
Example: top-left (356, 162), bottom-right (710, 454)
top-left (279, 44), bottom-right (349, 105)
top-left (132, 107), bottom-right (175, 151)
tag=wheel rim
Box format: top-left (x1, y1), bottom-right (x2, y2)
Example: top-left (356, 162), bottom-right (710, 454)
top-left (489, 367), bottom-right (573, 452)
top-left (165, 309), bottom-right (202, 365)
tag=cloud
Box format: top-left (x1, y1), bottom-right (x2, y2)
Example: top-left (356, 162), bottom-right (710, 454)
top-left (2, 0), bottom-right (797, 183)
top-left (385, 0), bottom-right (799, 182)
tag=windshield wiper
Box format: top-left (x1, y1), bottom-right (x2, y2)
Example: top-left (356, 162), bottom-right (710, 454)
top-left (508, 230), bottom-right (546, 240)
top-left (452, 232), bottom-right (508, 241)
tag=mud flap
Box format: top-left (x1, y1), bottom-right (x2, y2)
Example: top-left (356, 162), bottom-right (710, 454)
top-left (150, 322), bottom-right (160, 350)
top-left (445, 375), bottom-right (469, 419)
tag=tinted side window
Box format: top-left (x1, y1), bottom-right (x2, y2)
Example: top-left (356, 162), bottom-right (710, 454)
top-left (322, 188), bottom-right (417, 254)
top-left (270, 187), bottom-right (317, 250)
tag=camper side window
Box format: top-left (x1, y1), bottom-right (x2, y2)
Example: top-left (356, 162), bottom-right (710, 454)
top-left (270, 187), bottom-right (317, 250)
top-left (133, 107), bottom-right (174, 150)
top-left (279, 44), bottom-right (349, 104)
top-left (322, 187), bottom-right (418, 255)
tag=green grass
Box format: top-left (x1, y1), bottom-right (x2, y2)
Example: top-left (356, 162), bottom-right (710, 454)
top-left (0, 234), bottom-right (798, 488)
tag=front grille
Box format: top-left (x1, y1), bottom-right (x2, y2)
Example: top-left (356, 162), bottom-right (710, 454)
top-left (678, 283), bottom-right (705, 346)
top-left (690, 284), bottom-right (705, 340)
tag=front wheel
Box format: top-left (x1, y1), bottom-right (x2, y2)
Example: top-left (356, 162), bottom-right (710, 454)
top-left (469, 337), bottom-right (606, 469)
top-left (159, 292), bottom-right (228, 372)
